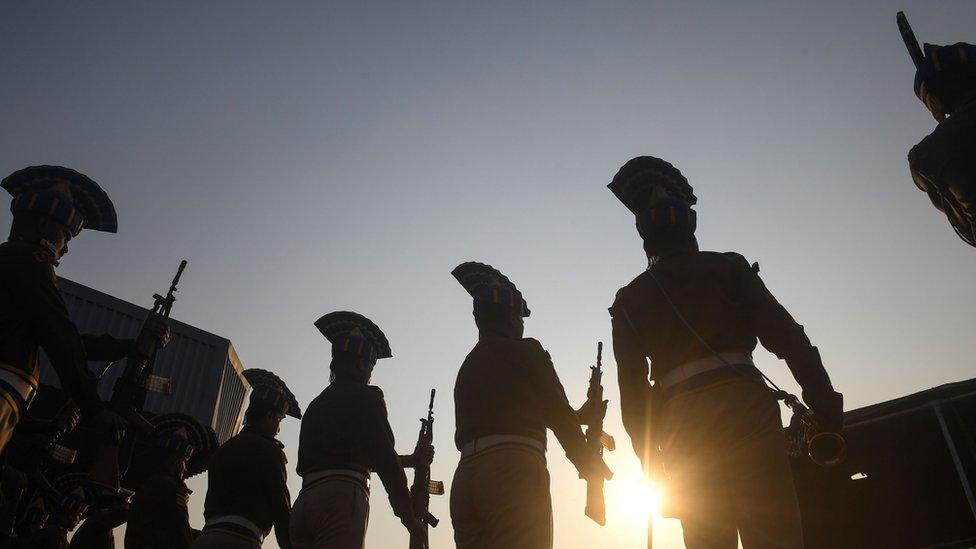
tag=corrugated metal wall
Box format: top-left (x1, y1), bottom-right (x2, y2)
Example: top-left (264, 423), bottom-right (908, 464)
top-left (39, 277), bottom-right (248, 443)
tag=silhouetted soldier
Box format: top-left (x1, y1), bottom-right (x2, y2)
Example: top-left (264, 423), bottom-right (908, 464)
top-left (291, 311), bottom-right (428, 549)
top-left (607, 157), bottom-right (843, 548)
top-left (193, 369), bottom-right (302, 549)
top-left (0, 165), bottom-right (170, 455)
top-left (124, 414), bottom-right (217, 549)
top-left (449, 262), bottom-right (612, 549)
top-left (896, 12), bottom-right (976, 247)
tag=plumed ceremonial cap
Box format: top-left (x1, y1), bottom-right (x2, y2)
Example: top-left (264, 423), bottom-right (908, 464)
top-left (315, 311), bottom-right (392, 362)
top-left (243, 368), bottom-right (302, 419)
top-left (452, 261), bottom-right (530, 317)
top-left (912, 42), bottom-right (976, 121)
top-left (150, 413), bottom-right (218, 478)
top-left (2, 165), bottom-right (118, 233)
top-left (608, 156), bottom-right (697, 215)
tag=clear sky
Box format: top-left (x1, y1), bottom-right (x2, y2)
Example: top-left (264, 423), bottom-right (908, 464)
top-left (2, 1), bottom-right (975, 548)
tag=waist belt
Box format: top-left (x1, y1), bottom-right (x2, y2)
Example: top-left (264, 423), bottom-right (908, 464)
top-left (203, 514), bottom-right (265, 542)
top-left (0, 365), bottom-right (37, 412)
top-left (657, 352), bottom-right (756, 392)
top-left (460, 434), bottom-right (546, 461)
top-left (301, 468), bottom-right (370, 492)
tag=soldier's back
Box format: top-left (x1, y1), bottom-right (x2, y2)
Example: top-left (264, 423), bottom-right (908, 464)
top-left (296, 379), bottom-right (386, 476)
top-left (613, 250), bottom-right (760, 375)
top-left (204, 430), bottom-right (285, 528)
top-left (453, 336), bottom-right (554, 449)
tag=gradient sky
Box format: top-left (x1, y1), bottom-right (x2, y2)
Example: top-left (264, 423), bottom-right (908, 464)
top-left (2, 2), bottom-right (975, 548)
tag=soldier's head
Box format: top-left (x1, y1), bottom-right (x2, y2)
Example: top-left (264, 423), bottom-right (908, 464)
top-left (473, 301), bottom-right (525, 339)
top-left (315, 312), bottom-right (392, 385)
top-left (149, 427), bottom-right (194, 479)
top-left (453, 262), bottom-right (530, 340)
top-left (636, 196), bottom-right (699, 263)
top-left (909, 41), bottom-right (976, 121)
top-left (242, 369), bottom-right (302, 435)
top-left (245, 401), bottom-right (285, 436)
top-left (2, 166), bottom-right (117, 262)
top-left (608, 157), bottom-right (699, 263)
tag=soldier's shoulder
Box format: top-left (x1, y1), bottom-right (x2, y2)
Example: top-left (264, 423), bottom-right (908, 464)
top-left (364, 384), bottom-right (387, 402)
top-left (515, 337), bottom-right (551, 360)
top-left (237, 430), bottom-right (283, 451)
top-left (708, 251), bottom-right (757, 272)
top-left (0, 241), bottom-right (55, 267)
top-left (612, 270), bottom-right (653, 308)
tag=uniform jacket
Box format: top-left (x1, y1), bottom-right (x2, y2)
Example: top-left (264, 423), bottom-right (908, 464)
top-left (297, 379), bottom-right (413, 522)
top-left (610, 250), bottom-right (841, 454)
top-left (124, 473), bottom-right (196, 549)
top-left (453, 336), bottom-right (590, 465)
top-left (0, 241), bottom-right (133, 412)
top-left (203, 428), bottom-right (290, 535)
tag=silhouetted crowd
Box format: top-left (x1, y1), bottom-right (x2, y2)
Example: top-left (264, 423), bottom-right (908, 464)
top-left (0, 11), bottom-right (972, 549)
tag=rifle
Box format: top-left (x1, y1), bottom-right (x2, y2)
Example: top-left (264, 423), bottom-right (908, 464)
top-left (111, 259), bottom-right (185, 429)
top-left (409, 389), bottom-right (443, 549)
top-left (896, 12), bottom-right (925, 71)
top-left (90, 260), bottom-right (185, 491)
top-left (584, 342), bottom-right (615, 525)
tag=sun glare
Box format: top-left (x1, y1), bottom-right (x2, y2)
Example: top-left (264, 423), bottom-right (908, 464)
top-left (614, 473), bottom-right (665, 524)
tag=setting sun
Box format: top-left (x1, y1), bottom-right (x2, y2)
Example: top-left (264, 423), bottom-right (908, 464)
top-left (613, 472), bottom-right (666, 525)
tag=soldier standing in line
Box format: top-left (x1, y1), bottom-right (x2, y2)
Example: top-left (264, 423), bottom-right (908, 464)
top-left (449, 262), bottom-right (612, 549)
top-left (0, 165), bottom-right (171, 455)
top-left (607, 157), bottom-right (844, 548)
top-left (291, 311), bottom-right (429, 549)
top-left (124, 414), bottom-right (217, 549)
top-left (192, 369), bottom-right (301, 549)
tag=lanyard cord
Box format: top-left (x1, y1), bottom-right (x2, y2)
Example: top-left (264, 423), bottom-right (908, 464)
top-left (646, 268), bottom-right (791, 401)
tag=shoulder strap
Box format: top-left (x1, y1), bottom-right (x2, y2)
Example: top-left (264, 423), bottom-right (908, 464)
top-left (645, 268), bottom-right (785, 396)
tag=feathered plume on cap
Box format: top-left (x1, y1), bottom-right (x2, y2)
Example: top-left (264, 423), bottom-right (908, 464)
top-left (243, 368), bottom-right (302, 419)
top-left (2, 165), bottom-right (118, 233)
top-left (150, 413), bottom-right (218, 478)
top-left (452, 261), bottom-right (530, 317)
top-left (608, 156), bottom-right (697, 215)
top-left (314, 311), bottom-right (392, 362)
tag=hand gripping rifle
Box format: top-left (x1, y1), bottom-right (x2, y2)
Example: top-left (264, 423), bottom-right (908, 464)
top-left (409, 389), bottom-right (443, 549)
top-left (584, 342), bottom-right (615, 525)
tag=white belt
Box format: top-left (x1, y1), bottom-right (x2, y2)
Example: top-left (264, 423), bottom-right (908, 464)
top-left (302, 468), bottom-right (369, 488)
top-left (204, 514), bottom-right (265, 541)
top-left (460, 434), bottom-right (546, 459)
top-left (0, 368), bottom-right (36, 409)
top-left (657, 352), bottom-right (755, 392)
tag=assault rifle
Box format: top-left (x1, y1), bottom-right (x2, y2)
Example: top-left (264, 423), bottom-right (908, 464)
top-left (409, 389), bottom-right (443, 549)
top-left (90, 260), bottom-right (185, 492)
top-left (584, 342), bottom-right (615, 525)
top-left (110, 259), bottom-right (186, 430)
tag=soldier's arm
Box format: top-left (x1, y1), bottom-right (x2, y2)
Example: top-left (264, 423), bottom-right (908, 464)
top-left (362, 388), bottom-right (415, 523)
top-left (609, 302), bottom-right (654, 466)
top-left (525, 340), bottom-right (607, 477)
top-left (11, 261), bottom-right (102, 412)
top-left (265, 446), bottom-right (292, 549)
top-left (80, 334), bottom-right (135, 362)
top-left (732, 254), bottom-right (843, 429)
